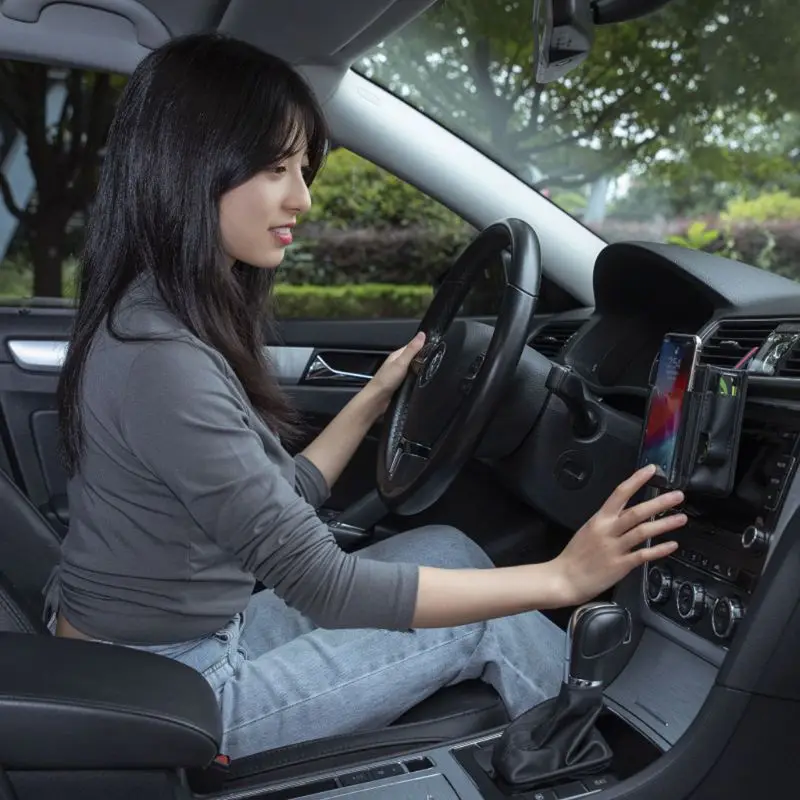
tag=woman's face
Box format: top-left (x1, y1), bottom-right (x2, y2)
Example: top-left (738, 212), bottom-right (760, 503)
top-left (218, 149), bottom-right (311, 269)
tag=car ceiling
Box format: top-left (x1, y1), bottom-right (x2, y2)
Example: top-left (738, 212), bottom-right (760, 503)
top-left (0, 0), bottom-right (437, 80)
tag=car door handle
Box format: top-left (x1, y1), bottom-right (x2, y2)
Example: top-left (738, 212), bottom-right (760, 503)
top-left (305, 354), bottom-right (374, 384)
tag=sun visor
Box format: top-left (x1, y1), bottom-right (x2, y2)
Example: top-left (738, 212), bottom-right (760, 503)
top-left (219, 0), bottom-right (438, 66)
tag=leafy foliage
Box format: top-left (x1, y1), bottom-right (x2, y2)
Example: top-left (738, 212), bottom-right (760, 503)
top-left (285, 148), bottom-right (475, 290)
top-left (666, 221), bottom-right (720, 249)
top-left (306, 149), bottom-right (464, 230)
top-left (274, 282), bottom-right (432, 319)
top-left (723, 191), bottom-right (800, 223)
top-left (360, 0), bottom-right (800, 195)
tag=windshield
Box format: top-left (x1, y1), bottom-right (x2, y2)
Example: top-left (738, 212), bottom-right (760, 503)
top-left (358, 0), bottom-right (800, 280)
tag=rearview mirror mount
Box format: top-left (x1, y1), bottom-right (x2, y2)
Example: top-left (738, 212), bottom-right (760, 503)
top-left (532, 0), bottom-right (594, 84)
top-left (532, 0), bottom-right (678, 83)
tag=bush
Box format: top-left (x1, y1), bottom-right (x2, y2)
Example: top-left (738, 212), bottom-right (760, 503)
top-left (274, 283), bottom-right (432, 319)
top-left (307, 149), bottom-right (464, 231)
top-left (280, 224), bottom-right (474, 286)
top-left (710, 220), bottom-right (800, 280)
top-left (0, 255), bottom-right (78, 299)
top-left (723, 192), bottom-right (800, 224)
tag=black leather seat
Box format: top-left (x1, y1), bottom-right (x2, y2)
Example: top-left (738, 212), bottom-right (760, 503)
top-left (0, 468), bottom-right (508, 769)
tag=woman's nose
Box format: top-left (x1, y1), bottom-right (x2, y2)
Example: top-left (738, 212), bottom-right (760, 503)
top-left (286, 173), bottom-right (312, 215)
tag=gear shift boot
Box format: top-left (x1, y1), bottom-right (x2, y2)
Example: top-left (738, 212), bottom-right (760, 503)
top-left (491, 682), bottom-right (612, 788)
top-left (489, 602), bottom-right (631, 789)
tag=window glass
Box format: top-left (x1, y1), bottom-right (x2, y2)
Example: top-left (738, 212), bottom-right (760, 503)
top-left (278, 147), bottom-right (487, 319)
top-left (360, 0), bottom-right (800, 282)
top-left (0, 64), bottom-right (496, 318)
top-left (0, 63), bottom-right (123, 303)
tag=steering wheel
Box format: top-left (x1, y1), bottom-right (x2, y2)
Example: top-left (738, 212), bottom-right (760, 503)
top-left (377, 218), bottom-right (543, 515)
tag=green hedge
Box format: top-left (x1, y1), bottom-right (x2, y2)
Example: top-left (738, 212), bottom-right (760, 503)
top-left (281, 223), bottom-right (474, 287)
top-left (274, 283), bottom-right (432, 319)
top-left (0, 262), bottom-right (433, 319)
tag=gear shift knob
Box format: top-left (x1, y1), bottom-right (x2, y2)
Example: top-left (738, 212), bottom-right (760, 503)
top-left (565, 602), bottom-right (631, 687)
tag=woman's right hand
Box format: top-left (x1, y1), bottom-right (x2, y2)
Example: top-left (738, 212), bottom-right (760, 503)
top-left (552, 464), bottom-right (687, 607)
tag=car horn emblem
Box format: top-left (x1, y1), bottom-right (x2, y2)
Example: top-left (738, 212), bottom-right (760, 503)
top-left (418, 340), bottom-right (447, 388)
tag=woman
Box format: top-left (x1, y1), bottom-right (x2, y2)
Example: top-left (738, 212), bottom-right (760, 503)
top-left (49, 33), bottom-right (685, 759)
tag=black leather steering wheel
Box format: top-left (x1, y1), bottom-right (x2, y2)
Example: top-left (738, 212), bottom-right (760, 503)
top-left (377, 218), bottom-right (543, 515)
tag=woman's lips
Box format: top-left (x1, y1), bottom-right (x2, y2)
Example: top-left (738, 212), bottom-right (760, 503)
top-left (270, 226), bottom-right (293, 246)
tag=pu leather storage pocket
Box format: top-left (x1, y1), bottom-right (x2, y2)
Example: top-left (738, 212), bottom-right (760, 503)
top-left (674, 365), bottom-right (748, 497)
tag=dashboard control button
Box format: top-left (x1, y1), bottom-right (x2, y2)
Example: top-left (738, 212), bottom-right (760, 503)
top-left (742, 525), bottom-right (770, 554)
top-left (712, 596), bottom-right (744, 640)
top-left (774, 455), bottom-right (794, 473)
top-left (646, 565), bottom-right (672, 604)
top-left (676, 581), bottom-right (706, 622)
top-left (584, 775), bottom-right (618, 791)
top-left (554, 782), bottom-right (589, 799)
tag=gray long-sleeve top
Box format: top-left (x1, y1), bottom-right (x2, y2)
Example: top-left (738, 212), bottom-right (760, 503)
top-left (45, 277), bottom-right (418, 645)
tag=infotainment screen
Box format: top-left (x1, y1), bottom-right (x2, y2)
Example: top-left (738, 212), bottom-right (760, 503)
top-left (638, 333), bottom-right (701, 486)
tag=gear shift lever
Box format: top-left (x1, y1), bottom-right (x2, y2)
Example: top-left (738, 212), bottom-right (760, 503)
top-left (491, 602), bottom-right (631, 790)
top-left (565, 601), bottom-right (632, 687)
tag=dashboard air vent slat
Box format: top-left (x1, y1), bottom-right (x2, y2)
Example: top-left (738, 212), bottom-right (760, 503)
top-left (700, 320), bottom-right (776, 368)
top-left (776, 346), bottom-right (800, 377)
top-left (529, 320), bottom-right (584, 359)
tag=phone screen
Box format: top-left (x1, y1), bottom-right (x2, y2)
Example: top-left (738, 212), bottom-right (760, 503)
top-left (639, 336), bottom-right (698, 481)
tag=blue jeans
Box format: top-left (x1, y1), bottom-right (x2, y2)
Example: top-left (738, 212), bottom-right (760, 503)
top-left (132, 527), bottom-right (565, 759)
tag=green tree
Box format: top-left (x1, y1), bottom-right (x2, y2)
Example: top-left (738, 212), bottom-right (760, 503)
top-left (0, 63), bottom-right (124, 296)
top-left (360, 0), bottom-right (800, 193)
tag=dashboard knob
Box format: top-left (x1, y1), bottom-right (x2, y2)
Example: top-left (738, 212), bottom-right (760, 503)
top-left (712, 597), bottom-right (744, 640)
top-left (742, 525), bottom-right (770, 554)
top-left (676, 581), bottom-right (706, 622)
top-left (646, 565), bottom-right (673, 605)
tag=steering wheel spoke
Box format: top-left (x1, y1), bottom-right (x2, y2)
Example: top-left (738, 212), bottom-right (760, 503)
top-left (377, 219), bottom-right (543, 515)
top-left (389, 436), bottom-right (432, 476)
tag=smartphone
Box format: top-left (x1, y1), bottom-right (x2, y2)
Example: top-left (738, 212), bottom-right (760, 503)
top-left (638, 333), bottom-right (703, 488)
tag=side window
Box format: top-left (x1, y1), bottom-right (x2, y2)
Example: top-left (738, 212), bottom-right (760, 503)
top-left (0, 66), bottom-right (535, 319)
top-left (277, 148), bottom-right (503, 320)
top-left (0, 62), bottom-right (123, 303)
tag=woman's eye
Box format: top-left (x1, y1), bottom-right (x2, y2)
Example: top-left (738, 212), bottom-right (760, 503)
top-left (270, 165), bottom-right (287, 175)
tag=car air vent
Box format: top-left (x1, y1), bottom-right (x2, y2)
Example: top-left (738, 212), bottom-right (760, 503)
top-left (700, 319), bottom-right (777, 368)
top-left (529, 320), bottom-right (584, 358)
top-left (776, 342), bottom-right (800, 377)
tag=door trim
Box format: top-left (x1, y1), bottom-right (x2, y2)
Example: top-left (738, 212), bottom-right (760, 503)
top-left (6, 340), bottom-right (316, 384)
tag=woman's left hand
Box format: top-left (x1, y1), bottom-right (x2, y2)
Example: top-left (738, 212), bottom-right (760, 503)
top-left (364, 331), bottom-right (427, 413)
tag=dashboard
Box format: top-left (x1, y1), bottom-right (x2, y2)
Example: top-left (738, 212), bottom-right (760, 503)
top-left (561, 241), bottom-right (800, 393)
top-left (513, 240), bottom-right (800, 748)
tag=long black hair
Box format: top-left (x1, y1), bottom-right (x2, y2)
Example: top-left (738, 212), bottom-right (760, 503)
top-left (58, 33), bottom-right (328, 476)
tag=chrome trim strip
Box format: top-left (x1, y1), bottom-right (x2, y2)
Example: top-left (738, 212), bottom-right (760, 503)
top-left (305, 353), bottom-right (373, 383)
top-left (7, 340), bottom-right (315, 384)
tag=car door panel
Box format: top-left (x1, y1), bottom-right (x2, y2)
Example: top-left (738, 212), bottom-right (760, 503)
top-left (277, 317), bottom-right (419, 351)
top-left (0, 309), bottom-right (419, 532)
top-left (0, 307), bottom-right (548, 572)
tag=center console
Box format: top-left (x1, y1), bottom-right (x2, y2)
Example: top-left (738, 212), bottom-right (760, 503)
top-left (218, 721), bottom-right (660, 800)
top-left (216, 604), bottom-right (664, 800)
top-left (643, 411), bottom-right (800, 647)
